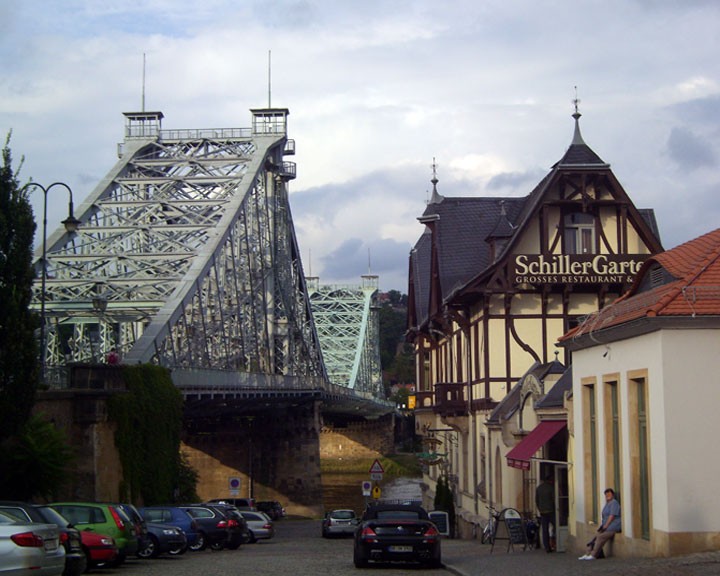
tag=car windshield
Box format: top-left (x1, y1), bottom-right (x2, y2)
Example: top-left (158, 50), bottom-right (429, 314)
top-left (376, 511), bottom-right (421, 520)
top-left (0, 507), bottom-right (31, 522)
top-left (38, 507), bottom-right (70, 527)
top-left (331, 511), bottom-right (355, 519)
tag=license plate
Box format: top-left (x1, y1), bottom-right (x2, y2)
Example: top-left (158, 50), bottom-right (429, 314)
top-left (388, 545), bottom-right (412, 552)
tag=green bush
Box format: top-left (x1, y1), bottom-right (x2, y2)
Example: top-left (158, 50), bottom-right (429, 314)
top-left (108, 364), bottom-right (189, 504)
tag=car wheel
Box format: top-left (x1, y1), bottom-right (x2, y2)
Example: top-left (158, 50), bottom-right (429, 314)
top-left (210, 540), bottom-right (225, 551)
top-left (353, 548), bottom-right (368, 568)
top-left (108, 550), bottom-right (125, 568)
top-left (247, 531), bottom-right (257, 544)
top-left (168, 545), bottom-right (187, 555)
top-left (424, 557), bottom-right (442, 569)
top-left (189, 532), bottom-right (206, 552)
top-left (137, 535), bottom-right (158, 559)
top-left (82, 549), bottom-right (93, 572)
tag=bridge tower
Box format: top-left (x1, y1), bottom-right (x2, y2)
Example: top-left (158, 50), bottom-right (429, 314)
top-left (306, 275), bottom-right (383, 396)
top-left (33, 107), bottom-right (325, 386)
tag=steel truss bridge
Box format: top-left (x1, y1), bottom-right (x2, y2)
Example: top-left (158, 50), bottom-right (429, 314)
top-left (31, 107), bottom-right (391, 417)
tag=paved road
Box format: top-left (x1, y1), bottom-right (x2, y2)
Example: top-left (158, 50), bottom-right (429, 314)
top-left (105, 517), bottom-right (720, 576)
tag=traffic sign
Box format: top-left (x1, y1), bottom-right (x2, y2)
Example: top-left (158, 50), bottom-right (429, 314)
top-left (370, 473), bottom-right (383, 481)
top-left (369, 459), bottom-right (384, 474)
top-left (361, 480), bottom-right (372, 496)
top-left (372, 484), bottom-right (382, 500)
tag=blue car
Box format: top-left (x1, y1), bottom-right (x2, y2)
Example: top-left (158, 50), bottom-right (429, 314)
top-left (138, 507), bottom-right (199, 549)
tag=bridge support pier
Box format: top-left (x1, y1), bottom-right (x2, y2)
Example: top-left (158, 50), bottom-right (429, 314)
top-left (183, 400), bottom-right (324, 517)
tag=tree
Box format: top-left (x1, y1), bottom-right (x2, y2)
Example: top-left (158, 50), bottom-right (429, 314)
top-left (0, 414), bottom-right (74, 500)
top-left (0, 134), bottom-right (39, 442)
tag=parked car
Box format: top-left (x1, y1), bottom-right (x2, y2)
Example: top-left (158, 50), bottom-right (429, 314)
top-left (238, 511), bottom-right (274, 543)
top-left (178, 505), bottom-right (231, 551)
top-left (0, 502), bottom-right (85, 576)
top-left (138, 506), bottom-right (199, 550)
top-left (202, 504), bottom-right (249, 549)
top-left (352, 503), bottom-right (442, 568)
top-left (256, 501), bottom-right (285, 520)
top-left (49, 503), bottom-right (138, 567)
top-left (137, 523), bottom-right (187, 558)
top-left (321, 509), bottom-right (359, 538)
top-left (0, 509), bottom-right (66, 576)
top-left (78, 531), bottom-right (118, 570)
top-left (114, 504), bottom-right (147, 556)
top-left (207, 498), bottom-right (256, 511)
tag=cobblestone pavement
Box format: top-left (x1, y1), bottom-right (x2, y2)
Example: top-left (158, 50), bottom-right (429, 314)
top-left (442, 538), bottom-right (720, 576)
top-left (381, 478), bottom-right (720, 576)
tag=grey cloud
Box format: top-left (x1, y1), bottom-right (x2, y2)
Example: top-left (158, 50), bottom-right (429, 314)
top-left (486, 169), bottom-right (546, 194)
top-left (319, 236), bottom-right (411, 289)
top-left (669, 95), bottom-right (720, 125)
top-left (667, 127), bottom-right (716, 170)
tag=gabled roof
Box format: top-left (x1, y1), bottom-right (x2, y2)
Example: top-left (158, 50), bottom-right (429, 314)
top-left (487, 361), bottom-right (567, 424)
top-left (408, 111), bottom-right (661, 331)
top-left (560, 227), bottom-right (720, 347)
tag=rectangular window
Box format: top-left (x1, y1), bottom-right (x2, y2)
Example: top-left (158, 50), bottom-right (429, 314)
top-left (583, 380), bottom-right (598, 521)
top-left (565, 212), bottom-right (596, 254)
top-left (629, 371), bottom-right (652, 540)
top-left (422, 351), bottom-right (430, 391)
top-left (604, 377), bottom-right (622, 495)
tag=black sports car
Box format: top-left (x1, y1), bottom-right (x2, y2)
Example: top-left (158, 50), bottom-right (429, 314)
top-left (353, 503), bottom-right (442, 568)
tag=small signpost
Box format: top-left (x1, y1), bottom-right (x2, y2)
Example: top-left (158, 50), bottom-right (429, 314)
top-left (490, 508), bottom-right (528, 553)
top-left (368, 460), bottom-right (384, 501)
top-left (229, 477), bottom-right (241, 496)
top-left (361, 481), bottom-right (372, 497)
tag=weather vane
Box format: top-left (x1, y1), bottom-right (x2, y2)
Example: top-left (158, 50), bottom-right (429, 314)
top-left (572, 86), bottom-right (581, 116)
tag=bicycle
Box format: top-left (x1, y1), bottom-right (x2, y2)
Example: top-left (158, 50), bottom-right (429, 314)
top-left (481, 505), bottom-right (500, 544)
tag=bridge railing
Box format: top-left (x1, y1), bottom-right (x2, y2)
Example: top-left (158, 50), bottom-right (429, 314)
top-left (171, 368), bottom-right (382, 400)
top-left (159, 128), bottom-right (252, 141)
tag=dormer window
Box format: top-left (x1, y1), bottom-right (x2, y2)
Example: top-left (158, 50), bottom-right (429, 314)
top-left (564, 212), bottom-right (595, 254)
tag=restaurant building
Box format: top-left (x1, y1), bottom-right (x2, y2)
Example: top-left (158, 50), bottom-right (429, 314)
top-left (407, 107), bottom-right (663, 545)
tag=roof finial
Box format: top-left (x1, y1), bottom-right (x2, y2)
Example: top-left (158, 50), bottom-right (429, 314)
top-left (428, 157), bottom-right (444, 204)
top-left (572, 85), bottom-right (581, 119)
top-left (571, 86), bottom-right (585, 145)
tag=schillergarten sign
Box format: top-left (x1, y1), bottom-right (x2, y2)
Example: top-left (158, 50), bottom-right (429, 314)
top-left (513, 254), bottom-right (649, 286)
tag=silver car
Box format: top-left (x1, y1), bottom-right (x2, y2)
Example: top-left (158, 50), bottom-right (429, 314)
top-left (0, 510), bottom-right (65, 576)
top-left (238, 511), bottom-right (274, 543)
top-left (321, 509), bottom-right (359, 538)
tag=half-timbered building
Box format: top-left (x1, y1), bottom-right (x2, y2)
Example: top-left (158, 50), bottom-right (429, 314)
top-left (407, 108), bottom-right (664, 543)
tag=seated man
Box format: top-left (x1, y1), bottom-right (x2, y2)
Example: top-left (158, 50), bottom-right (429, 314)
top-left (579, 488), bottom-right (621, 560)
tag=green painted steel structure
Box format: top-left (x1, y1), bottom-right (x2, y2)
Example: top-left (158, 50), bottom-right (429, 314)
top-left (307, 275), bottom-right (383, 395)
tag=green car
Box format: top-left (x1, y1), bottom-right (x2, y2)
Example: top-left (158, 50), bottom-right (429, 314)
top-left (50, 503), bottom-right (139, 567)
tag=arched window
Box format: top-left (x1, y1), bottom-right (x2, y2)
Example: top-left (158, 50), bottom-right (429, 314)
top-left (564, 212), bottom-right (595, 254)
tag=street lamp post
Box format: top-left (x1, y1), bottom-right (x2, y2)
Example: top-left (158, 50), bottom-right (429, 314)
top-left (22, 182), bottom-right (81, 384)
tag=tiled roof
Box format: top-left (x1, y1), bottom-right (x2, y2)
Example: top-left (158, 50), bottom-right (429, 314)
top-left (561, 227), bottom-right (720, 340)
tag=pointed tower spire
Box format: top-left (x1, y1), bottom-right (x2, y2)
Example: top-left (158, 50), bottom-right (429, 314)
top-left (428, 157), bottom-right (444, 204)
top-left (571, 85), bottom-right (585, 145)
top-left (554, 87), bottom-right (608, 167)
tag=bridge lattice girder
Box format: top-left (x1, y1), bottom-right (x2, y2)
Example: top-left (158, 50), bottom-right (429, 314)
top-left (307, 277), bottom-right (383, 396)
top-left (34, 109), bottom-right (326, 384)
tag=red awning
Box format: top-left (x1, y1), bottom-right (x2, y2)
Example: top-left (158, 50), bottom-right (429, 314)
top-left (506, 420), bottom-right (567, 470)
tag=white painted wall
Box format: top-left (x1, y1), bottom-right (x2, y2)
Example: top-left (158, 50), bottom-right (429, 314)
top-left (572, 327), bottom-right (720, 538)
top-left (659, 329), bottom-right (720, 533)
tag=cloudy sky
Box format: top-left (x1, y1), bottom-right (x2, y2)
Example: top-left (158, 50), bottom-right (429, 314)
top-left (2, 0), bottom-right (719, 292)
